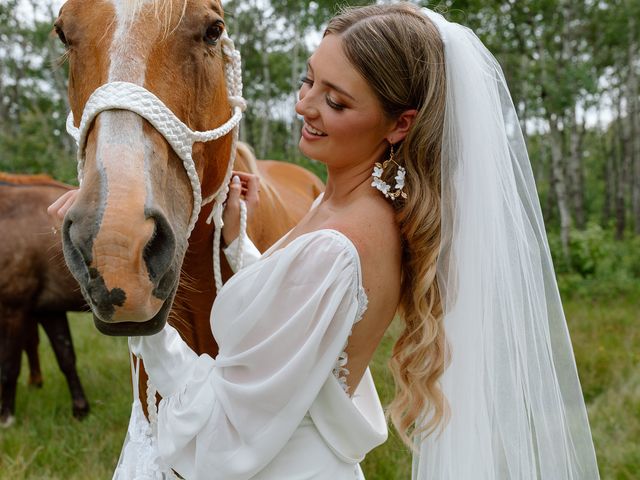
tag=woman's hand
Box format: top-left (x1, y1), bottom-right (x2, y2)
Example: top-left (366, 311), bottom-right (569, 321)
top-left (47, 189), bottom-right (79, 226)
top-left (222, 172), bottom-right (260, 246)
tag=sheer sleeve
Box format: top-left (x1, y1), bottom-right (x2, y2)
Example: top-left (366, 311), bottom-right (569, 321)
top-left (129, 230), bottom-right (363, 480)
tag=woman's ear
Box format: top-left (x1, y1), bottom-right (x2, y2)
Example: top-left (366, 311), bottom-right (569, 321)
top-left (387, 109), bottom-right (418, 144)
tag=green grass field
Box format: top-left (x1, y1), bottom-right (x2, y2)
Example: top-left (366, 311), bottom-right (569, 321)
top-left (1, 293), bottom-right (638, 479)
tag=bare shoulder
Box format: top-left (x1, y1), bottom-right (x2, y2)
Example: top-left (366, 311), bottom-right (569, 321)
top-left (326, 194), bottom-right (401, 272)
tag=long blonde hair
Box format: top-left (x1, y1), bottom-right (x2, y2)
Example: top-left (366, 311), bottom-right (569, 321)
top-left (325, 2), bottom-right (448, 447)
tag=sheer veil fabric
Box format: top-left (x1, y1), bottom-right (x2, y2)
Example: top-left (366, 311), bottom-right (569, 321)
top-left (413, 9), bottom-right (600, 480)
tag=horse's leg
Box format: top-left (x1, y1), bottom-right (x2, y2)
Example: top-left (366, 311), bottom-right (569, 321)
top-left (39, 312), bottom-right (90, 419)
top-left (25, 319), bottom-right (43, 388)
top-left (0, 306), bottom-right (26, 427)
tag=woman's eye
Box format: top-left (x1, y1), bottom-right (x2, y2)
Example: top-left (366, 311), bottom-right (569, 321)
top-left (326, 95), bottom-right (345, 111)
top-left (300, 75), bottom-right (314, 87)
top-left (54, 25), bottom-right (68, 46)
top-left (204, 21), bottom-right (224, 45)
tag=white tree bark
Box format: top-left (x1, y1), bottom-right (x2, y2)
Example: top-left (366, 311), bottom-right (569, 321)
top-left (627, 14), bottom-right (640, 234)
top-left (288, 17), bottom-right (301, 161)
top-left (549, 115), bottom-right (572, 259)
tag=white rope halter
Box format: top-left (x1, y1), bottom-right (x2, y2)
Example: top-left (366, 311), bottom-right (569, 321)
top-left (65, 32), bottom-right (245, 292)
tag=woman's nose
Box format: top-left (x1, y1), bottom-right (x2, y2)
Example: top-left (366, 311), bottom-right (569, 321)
top-left (295, 94), bottom-right (319, 119)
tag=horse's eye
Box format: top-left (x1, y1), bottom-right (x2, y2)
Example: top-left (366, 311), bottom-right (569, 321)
top-left (204, 21), bottom-right (224, 46)
top-left (54, 24), bottom-right (68, 46)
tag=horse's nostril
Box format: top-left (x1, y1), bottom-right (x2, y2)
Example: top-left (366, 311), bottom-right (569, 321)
top-left (62, 217), bottom-right (93, 272)
top-left (143, 210), bottom-right (176, 297)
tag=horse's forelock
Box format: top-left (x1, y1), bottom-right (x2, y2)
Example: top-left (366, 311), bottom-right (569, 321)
top-left (115, 0), bottom-right (187, 34)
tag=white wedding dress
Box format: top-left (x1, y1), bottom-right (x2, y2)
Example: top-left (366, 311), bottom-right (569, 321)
top-left (127, 224), bottom-right (388, 480)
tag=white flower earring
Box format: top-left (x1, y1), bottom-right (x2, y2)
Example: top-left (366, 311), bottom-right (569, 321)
top-left (371, 144), bottom-right (407, 200)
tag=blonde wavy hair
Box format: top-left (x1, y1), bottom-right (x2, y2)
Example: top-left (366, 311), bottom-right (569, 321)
top-left (325, 3), bottom-right (448, 447)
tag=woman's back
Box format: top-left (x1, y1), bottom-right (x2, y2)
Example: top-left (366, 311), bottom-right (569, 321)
top-left (270, 186), bottom-right (402, 394)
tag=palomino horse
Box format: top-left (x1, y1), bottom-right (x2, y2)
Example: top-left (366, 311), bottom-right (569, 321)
top-left (54, 0), bottom-right (323, 359)
top-left (0, 173), bottom-right (89, 427)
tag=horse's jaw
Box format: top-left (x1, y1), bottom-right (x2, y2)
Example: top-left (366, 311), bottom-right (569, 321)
top-left (91, 286), bottom-right (176, 336)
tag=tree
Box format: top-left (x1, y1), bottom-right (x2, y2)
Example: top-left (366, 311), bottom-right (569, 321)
top-left (0, 0), bottom-right (76, 182)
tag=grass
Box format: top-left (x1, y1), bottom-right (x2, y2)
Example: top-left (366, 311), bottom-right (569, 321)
top-left (1, 293), bottom-right (638, 479)
top-left (0, 313), bottom-right (131, 479)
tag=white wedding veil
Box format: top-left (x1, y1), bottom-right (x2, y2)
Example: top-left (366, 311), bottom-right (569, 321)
top-left (413, 9), bottom-right (600, 479)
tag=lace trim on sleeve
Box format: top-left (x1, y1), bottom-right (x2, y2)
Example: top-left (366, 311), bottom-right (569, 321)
top-left (332, 285), bottom-right (368, 396)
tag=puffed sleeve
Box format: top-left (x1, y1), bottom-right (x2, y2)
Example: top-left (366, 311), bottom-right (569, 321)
top-left (129, 230), bottom-right (362, 480)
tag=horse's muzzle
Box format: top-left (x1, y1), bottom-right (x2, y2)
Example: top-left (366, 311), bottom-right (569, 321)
top-left (61, 203), bottom-right (180, 335)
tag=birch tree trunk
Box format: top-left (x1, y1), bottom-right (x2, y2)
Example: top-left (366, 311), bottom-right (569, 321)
top-left (567, 106), bottom-right (586, 229)
top-left (288, 17), bottom-right (301, 161)
top-left (601, 105), bottom-right (615, 228)
top-left (628, 14), bottom-right (640, 234)
top-left (614, 89), bottom-right (627, 240)
top-left (549, 115), bottom-right (572, 259)
top-left (258, 25), bottom-right (271, 159)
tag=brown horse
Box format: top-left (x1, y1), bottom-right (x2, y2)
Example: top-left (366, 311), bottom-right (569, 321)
top-left (0, 173), bottom-right (89, 427)
top-left (55, 0), bottom-right (323, 359)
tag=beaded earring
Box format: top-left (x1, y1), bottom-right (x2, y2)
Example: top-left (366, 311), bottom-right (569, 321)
top-left (371, 144), bottom-right (407, 200)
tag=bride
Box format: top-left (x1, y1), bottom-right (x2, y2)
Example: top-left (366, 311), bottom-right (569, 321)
top-left (50, 3), bottom-right (599, 479)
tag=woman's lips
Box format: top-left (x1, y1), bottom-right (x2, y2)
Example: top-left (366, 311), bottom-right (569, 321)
top-left (301, 123), bottom-right (327, 140)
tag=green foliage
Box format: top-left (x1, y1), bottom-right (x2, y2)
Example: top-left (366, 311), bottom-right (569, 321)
top-left (0, 0), bottom-right (76, 183)
top-left (549, 224), bottom-right (640, 299)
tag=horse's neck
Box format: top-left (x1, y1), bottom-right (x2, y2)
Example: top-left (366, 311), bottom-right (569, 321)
top-left (171, 143), bottom-right (305, 357)
top-left (169, 139), bottom-right (234, 356)
top-left (168, 205), bottom-right (222, 356)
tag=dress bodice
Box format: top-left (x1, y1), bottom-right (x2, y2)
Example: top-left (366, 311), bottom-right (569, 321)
top-left (220, 228), bottom-right (369, 395)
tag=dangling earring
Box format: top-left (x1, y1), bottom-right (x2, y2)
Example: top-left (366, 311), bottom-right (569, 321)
top-left (371, 144), bottom-right (408, 200)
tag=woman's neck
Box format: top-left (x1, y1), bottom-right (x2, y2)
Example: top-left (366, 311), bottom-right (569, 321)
top-left (323, 161), bottom-right (377, 206)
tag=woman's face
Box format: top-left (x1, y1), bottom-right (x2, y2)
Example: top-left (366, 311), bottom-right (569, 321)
top-left (295, 34), bottom-right (395, 169)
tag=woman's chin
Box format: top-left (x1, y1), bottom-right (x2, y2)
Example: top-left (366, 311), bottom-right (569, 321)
top-left (298, 140), bottom-right (326, 164)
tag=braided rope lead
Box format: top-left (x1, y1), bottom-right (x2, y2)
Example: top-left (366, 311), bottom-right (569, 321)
top-left (205, 34), bottom-right (247, 293)
top-left (237, 199), bottom-right (247, 270)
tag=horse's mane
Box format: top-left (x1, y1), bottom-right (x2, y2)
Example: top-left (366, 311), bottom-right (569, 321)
top-left (235, 142), bottom-right (261, 175)
top-left (0, 172), bottom-right (71, 189)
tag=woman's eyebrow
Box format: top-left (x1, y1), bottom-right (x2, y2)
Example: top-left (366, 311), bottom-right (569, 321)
top-left (306, 60), bottom-right (356, 101)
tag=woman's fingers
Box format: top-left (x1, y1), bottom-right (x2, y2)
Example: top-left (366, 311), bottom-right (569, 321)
top-left (244, 173), bottom-right (260, 211)
top-left (228, 175), bottom-right (242, 202)
top-left (47, 189), bottom-right (79, 222)
top-left (229, 171), bottom-right (260, 210)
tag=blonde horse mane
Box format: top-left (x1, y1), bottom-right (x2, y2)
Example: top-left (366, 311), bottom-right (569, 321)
top-left (234, 142), bottom-right (261, 176)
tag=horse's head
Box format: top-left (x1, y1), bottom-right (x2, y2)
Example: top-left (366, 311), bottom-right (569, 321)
top-left (55, 0), bottom-right (239, 335)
